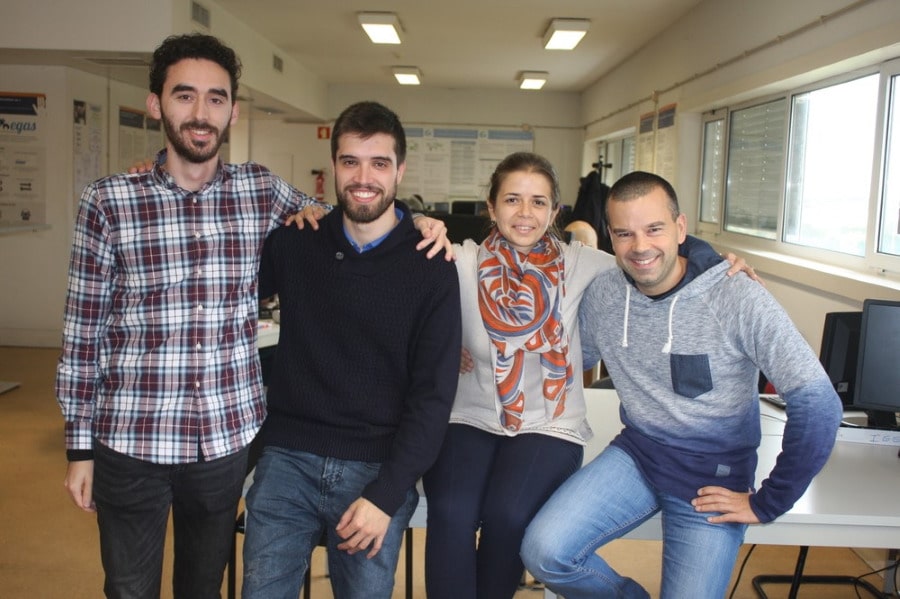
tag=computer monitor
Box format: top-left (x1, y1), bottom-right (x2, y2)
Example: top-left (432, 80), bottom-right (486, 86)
top-left (818, 311), bottom-right (861, 408)
top-left (431, 213), bottom-right (491, 244)
top-left (851, 299), bottom-right (900, 429)
top-left (451, 200), bottom-right (487, 215)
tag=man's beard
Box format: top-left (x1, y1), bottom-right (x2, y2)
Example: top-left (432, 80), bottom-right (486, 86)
top-left (161, 112), bottom-right (228, 164)
top-left (337, 184), bottom-right (396, 224)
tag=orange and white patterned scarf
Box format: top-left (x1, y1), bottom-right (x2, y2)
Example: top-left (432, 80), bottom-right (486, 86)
top-left (477, 230), bottom-right (573, 432)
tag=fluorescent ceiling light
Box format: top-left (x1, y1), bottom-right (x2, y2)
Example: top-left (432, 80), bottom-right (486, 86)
top-left (519, 71), bottom-right (548, 90)
top-left (543, 18), bottom-right (590, 50)
top-left (392, 66), bottom-right (422, 85)
top-left (358, 12), bottom-right (402, 44)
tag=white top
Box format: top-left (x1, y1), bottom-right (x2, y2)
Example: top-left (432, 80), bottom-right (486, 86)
top-left (450, 238), bottom-right (618, 444)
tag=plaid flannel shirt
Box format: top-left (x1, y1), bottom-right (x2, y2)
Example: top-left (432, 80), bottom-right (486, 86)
top-left (56, 150), bottom-right (321, 464)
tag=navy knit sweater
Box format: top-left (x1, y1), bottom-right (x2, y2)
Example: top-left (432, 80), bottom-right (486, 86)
top-left (258, 204), bottom-right (462, 515)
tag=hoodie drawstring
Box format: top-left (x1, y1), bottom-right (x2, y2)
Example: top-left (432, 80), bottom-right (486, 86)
top-left (620, 285), bottom-right (631, 347)
top-left (661, 295), bottom-right (679, 353)
top-left (621, 284), bottom-right (679, 353)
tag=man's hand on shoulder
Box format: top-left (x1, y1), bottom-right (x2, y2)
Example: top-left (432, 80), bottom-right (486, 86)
top-left (412, 215), bottom-right (454, 261)
top-left (283, 204), bottom-right (328, 230)
top-left (127, 158), bottom-right (155, 174)
top-left (722, 252), bottom-right (764, 285)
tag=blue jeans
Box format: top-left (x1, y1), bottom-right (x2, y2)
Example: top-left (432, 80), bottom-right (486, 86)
top-left (241, 447), bottom-right (418, 599)
top-left (422, 424), bottom-right (583, 599)
top-left (521, 445), bottom-right (747, 599)
top-left (92, 440), bottom-right (249, 599)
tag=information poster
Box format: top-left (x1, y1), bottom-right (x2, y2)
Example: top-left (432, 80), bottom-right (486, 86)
top-left (73, 100), bottom-right (103, 203)
top-left (117, 107), bottom-right (150, 172)
top-left (0, 92), bottom-right (47, 229)
top-left (400, 126), bottom-right (533, 206)
top-left (655, 104), bottom-right (677, 182)
top-left (636, 112), bottom-right (656, 172)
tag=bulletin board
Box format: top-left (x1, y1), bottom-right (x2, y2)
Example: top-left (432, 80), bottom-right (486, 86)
top-left (0, 92), bottom-right (47, 232)
top-left (654, 104), bottom-right (677, 183)
top-left (117, 107), bottom-right (163, 173)
top-left (398, 126), bottom-right (533, 206)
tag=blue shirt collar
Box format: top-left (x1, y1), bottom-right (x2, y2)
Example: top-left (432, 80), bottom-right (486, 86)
top-left (344, 206), bottom-right (404, 253)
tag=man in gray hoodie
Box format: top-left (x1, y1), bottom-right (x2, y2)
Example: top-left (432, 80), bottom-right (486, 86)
top-left (521, 171), bottom-right (842, 599)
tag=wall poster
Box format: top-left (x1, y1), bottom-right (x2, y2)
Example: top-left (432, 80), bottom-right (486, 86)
top-left (73, 99), bottom-right (103, 203)
top-left (636, 111), bottom-right (656, 172)
top-left (0, 92), bottom-right (47, 230)
top-left (654, 104), bottom-right (677, 183)
top-left (399, 126), bottom-right (534, 207)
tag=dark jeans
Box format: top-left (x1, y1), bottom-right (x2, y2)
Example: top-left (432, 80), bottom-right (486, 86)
top-left (92, 441), bottom-right (249, 599)
top-left (242, 447), bottom-right (418, 599)
top-left (422, 424), bottom-right (583, 599)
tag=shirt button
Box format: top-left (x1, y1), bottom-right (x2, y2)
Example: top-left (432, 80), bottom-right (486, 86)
top-left (195, 343), bottom-right (202, 350)
top-left (194, 231), bottom-right (201, 239)
top-left (195, 381), bottom-right (200, 388)
top-left (335, 251), bottom-right (344, 260)
top-left (197, 304), bottom-right (204, 311)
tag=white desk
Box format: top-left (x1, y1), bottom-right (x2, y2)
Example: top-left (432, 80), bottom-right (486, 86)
top-left (408, 389), bottom-right (900, 597)
top-left (257, 320), bottom-right (279, 349)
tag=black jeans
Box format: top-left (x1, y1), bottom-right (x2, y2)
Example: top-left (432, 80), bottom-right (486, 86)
top-left (92, 441), bottom-right (249, 599)
top-left (422, 424), bottom-right (583, 599)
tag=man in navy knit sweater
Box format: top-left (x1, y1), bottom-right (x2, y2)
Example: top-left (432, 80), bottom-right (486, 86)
top-left (241, 101), bottom-right (462, 599)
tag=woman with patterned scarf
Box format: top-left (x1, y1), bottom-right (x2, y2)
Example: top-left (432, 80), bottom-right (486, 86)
top-left (421, 152), bottom-right (618, 599)
top-left (422, 152), bottom-right (754, 598)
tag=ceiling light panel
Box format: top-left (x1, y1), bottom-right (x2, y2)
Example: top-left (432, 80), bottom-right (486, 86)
top-left (392, 66), bottom-right (422, 85)
top-left (543, 18), bottom-right (590, 50)
top-left (358, 12), bottom-right (402, 44)
top-left (519, 71), bottom-right (548, 90)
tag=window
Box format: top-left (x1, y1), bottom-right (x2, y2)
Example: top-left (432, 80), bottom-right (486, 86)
top-left (783, 75), bottom-right (878, 256)
top-left (695, 59), bottom-right (900, 283)
top-left (724, 98), bottom-right (787, 239)
top-left (598, 134), bottom-right (636, 184)
top-left (699, 116), bottom-right (725, 224)
top-left (879, 74), bottom-right (900, 257)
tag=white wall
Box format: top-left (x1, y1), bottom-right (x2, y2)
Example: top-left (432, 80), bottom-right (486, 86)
top-left (0, 66), bottom-right (95, 346)
top-left (327, 84), bottom-right (585, 206)
top-left (249, 120), bottom-right (334, 203)
top-left (579, 0), bottom-right (900, 345)
top-left (249, 116), bottom-right (585, 209)
top-left (195, 0), bottom-right (329, 120)
top-left (0, 64), bottom-right (162, 347)
top-left (1, 0), bottom-right (330, 121)
top-left (0, 0), bottom-right (172, 53)
top-left (4, 0), bottom-right (900, 347)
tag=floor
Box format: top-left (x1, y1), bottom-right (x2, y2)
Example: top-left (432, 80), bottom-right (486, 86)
top-left (0, 345), bottom-right (891, 598)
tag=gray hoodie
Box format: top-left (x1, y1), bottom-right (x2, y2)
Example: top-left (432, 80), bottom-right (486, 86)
top-left (578, 238), bottom-right (842, 522)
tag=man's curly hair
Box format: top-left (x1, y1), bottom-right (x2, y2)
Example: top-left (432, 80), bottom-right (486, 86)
top-left (149, 33), bottom-right (242, 99)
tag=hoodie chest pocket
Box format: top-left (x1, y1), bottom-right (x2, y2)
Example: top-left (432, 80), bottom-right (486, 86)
top-left (670, 353), bottom-right (713, 398)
